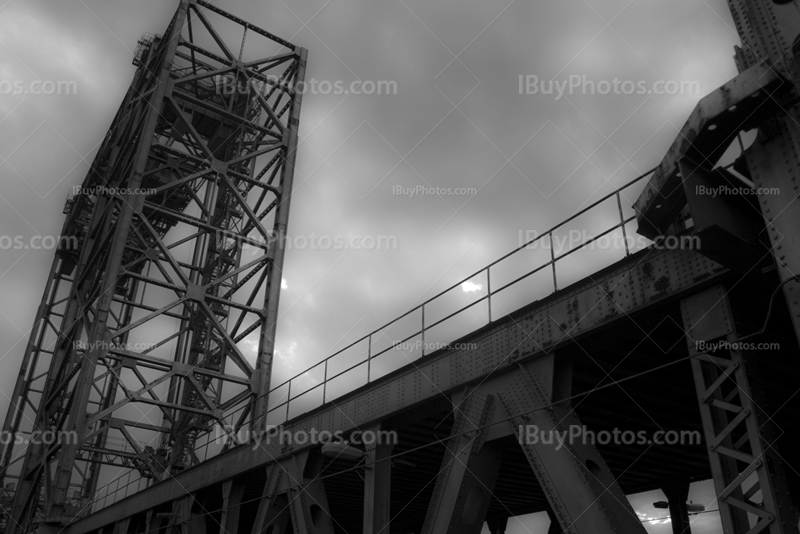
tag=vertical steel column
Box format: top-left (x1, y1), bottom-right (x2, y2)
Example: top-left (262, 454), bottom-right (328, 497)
top-left (286, 453), bottom-right (335, 534)
top-left (112, 517), bottom-right (131, 534)
top-left (421, 387), bottom-right (503, 534)
top-left (220, 479), bottom-right (245, 534)
top-left (662, 483), bottom-right (691, 534)
top-left (363, 424), bottom-right (394, 534)
top-left (681, 285), bottom-right (797, 534)
top-left (728, 0), bottom-right (800, 347)
top-left (747, 121), bottom-right (800, 344)
top-left (253, 48), bottom-right (308, 434)
top-left (249, 462), bottom-right (290, 534)
top-left (166, 495), bottom-right (197, 534)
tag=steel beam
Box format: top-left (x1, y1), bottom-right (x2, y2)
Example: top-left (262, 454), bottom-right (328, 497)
top-left (421, 387), bottom-right (503, 534)
top-left (285, 454), bottom-right (335, 534)
top-left (634, 62), bottom-right (789, 240)
top-left (662, 483), bottom-right (691, 534)
top-left (249, 461), bottom-right (294, 534)
top-left (63, 246), bottom-right (725, 534)
top-left (637, 0), bottom-right (800, 346)
top-left (362, 424), bottom-right (393, 534)
top-left (678, 157), bottom-right (763, 272)
top-left (746, 118), bottom-right (800, 347)
top-left (6, 3), bottom-right (192, 527)
top-left (726, 0), bottom-right (800, 81)
top-left (418, 356), bottom-right (645, 534)
top-left (732, 0), bottom-right (800, 343)
top-left (681, 285), bottom-right (798, 534)
top-left (220, 479), bottom-right (244, 534)
top-left (252, 47), bottom-right (307, 435)
top-left (497, 358), bottom-right (647, 534)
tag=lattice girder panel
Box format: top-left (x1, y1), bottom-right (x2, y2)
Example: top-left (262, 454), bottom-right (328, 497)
top-left (682, 286), bottom-right (798, 534)
top-left (0, 20), bottom-right (180, 531)
top-left (0, 2), bottom-right (306, 531)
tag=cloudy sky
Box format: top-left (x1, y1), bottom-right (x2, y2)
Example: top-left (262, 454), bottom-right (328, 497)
top-left (0, 0), bottom-right (744, 531)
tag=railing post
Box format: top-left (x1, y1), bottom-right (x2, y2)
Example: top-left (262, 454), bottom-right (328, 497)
top-left (286, 381), bottom-right (292, 421)
top-left (323, 360), bottom-right (328, 403)
top-left (421, 304), bottom-right (426, 357)
top-left (486, 267), bottom-right (492, 323)
top-left (367, 334), bottom-right (372, 382)
top-left (616, 192), bottom-right (630, 257)
top-left (549, 232), bottom-right (557, 291)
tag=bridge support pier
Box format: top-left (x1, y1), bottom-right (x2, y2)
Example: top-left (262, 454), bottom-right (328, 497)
top-left (419, 355), bottom-right (646, 534)
top-left (363, 424), bottom-right (394, 534)
top-left (288, 478), bottom-right (333, 534)
top-left (145, 510), bottom-right (154, 534)
top-left (112, 517), bottom-right (131, 534)
top-left (250, 460), bottom-right (298, 534)
top-left (220, 479), bottom-right (245, 534)
top-left (498, 358), bottom-right (647, 534)
top-left (681, 286), bottom-right (798, 534)
top-left (286, 454), bottom-right (335, 534)
top-left (661, 483), bottom-right (691, 534)
top-left (421, 387), bottom-right (504, 534)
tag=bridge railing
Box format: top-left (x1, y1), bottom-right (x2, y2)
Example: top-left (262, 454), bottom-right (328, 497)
top-left (265, 169), bottom-right (655, 422)
top-left (85, 170), bottom-right (655, 512)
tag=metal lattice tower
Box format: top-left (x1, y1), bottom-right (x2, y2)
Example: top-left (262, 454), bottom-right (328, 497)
top-left (0, 1), bottom-right (306, 531)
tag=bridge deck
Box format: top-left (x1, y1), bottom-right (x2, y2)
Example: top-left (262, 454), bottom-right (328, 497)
top-left (62, 244), bottom-right (800, 534)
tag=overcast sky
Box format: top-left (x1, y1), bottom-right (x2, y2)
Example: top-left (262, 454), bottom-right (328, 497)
top-left (0, 0), bottom-right (743, 531)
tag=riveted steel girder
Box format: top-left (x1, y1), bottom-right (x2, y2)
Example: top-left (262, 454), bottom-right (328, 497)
top-left (63, 246), bottom-right (726, 534)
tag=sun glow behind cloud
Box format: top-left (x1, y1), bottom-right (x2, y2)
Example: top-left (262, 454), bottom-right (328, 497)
top-left (461, 281), bottom-right (483, 293)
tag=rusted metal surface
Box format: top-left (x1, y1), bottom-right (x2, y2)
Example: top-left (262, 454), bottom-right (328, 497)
top-left (635, 62), bottom-right (789, 239)
top-left (747, 117), bottom-right (800, 355)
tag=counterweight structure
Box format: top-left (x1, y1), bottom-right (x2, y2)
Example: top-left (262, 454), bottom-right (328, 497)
top-left (0, 2), bottom-right (306, 531)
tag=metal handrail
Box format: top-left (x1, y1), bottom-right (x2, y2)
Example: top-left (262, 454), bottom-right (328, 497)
top-left (89, 169), bottom-right (654, 512)
top-left (267, 168), bottom-right (654, 419)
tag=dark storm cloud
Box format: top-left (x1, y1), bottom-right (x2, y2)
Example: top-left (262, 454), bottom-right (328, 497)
top-left (1, 0), bottom-right (738, 444)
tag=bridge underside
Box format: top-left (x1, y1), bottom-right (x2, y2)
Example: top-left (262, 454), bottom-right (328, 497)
top-left (8, 0), bottom-right (800, 532)
top-left (59, 246), bottom-right (800, 534)
top-left (260, 278), bottom-right (800, 533)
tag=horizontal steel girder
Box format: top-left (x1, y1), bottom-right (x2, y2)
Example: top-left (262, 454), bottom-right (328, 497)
top-left (634, 62), bottom-right (790, 239)
top-left (64, 246), bottom-right (725, 534)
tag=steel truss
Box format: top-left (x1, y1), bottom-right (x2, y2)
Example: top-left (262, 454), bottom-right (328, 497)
top-left (682, 286), bottom-right (797, 534)
top-left (0, 1), bottom-right (306, 531)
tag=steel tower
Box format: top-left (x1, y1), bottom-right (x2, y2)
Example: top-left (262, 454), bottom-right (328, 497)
top-left (0, 2), bottom-right (306, 531)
